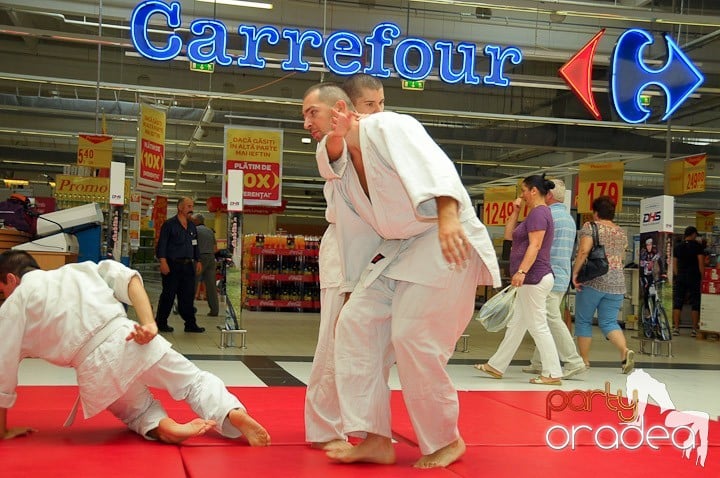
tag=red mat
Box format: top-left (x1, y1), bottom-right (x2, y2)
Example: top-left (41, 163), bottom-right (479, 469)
top-left (4, 385), bottom-right (718, 477)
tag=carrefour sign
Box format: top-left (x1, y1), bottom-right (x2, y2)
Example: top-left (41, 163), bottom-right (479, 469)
top-left (130, 1), bottom-right (704, 124)
top-left (129, 0), bottom-right (522, 87)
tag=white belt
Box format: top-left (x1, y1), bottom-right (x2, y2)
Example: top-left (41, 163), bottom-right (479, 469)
top-left (64, 316), bottom-right (126, 427)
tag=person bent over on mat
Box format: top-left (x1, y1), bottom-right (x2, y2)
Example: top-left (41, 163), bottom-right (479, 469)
top-left (0, 250), bottom-right (270, 446)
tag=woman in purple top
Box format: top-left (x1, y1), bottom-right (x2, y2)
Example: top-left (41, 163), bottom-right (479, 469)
top-left (476, 174), bottom-right (563, 385)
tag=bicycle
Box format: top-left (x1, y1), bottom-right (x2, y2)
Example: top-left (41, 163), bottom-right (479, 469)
top-left (640, 278), bottom-right (672, 341)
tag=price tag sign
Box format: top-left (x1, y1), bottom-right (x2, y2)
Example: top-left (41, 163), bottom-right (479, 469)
top-left (696, 211), bottom-right (715, 233)
top-left (77, 134), bottom-right (112, 168)
top-left (577, 162), bottom-right (624, 213)
top-left (483, 186), bottom-right (517, 226)
top-left (683, 154), bottom-right (706, 194)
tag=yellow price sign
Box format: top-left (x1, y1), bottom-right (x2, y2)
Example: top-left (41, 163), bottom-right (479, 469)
top-left (577, 162), bottom-right (624, 213)
top-left (77, 134), bottom-right (112, 168)
top-left (696, 211), bottom-right (715, 233)
top-left (483, 186), bottom-right (517, 226)
top-left (683, 154), bottom-right (706, 194)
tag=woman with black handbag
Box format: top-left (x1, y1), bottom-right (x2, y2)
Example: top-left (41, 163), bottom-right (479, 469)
top-left (572, 196), bottom-right (635, 374)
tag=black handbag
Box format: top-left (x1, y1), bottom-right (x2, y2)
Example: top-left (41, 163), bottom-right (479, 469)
top-left (576, 222), bottom-right (609, 282)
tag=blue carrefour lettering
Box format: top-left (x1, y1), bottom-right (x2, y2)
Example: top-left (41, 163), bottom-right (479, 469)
top-left (393, 38), bottom-right (434, 80)
top-left (483, 45), bottom-right (523, 86)
top-left (237, 25), bottom-right (280, 69)
top-left (611, 29), bottom-right (704, 124)
top-left (363, 23), bottom-right (400, 78)
top-left (435, 41), bottom-right (481, 85)
top-left (281, 29), bottom-right (323, 71)
top-left (130, 0), bottom-right (182, 61)
top-left (324, 31), bottom-right (363, 75)
top-left (128, 2), bottom-right (523, 87)
top-left (187, 19), bottom-right (233, 66)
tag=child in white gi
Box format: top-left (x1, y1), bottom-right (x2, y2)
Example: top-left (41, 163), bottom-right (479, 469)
top-left (0, 250), bottom-right (270, 446)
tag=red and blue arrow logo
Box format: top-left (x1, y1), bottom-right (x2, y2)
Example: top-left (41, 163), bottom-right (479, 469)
top-left (559, 28), bottom-right (704, 124)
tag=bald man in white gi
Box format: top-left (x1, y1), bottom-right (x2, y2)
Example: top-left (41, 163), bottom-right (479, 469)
top-left (302, 84), bottom-right (501, 468)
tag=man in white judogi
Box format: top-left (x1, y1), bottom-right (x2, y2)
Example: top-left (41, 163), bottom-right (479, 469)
top-left (304, 75), bottom-right (386, 451)
top-left (0, 250), bottom-right (269, 446)
top-left (302, 84), bottom-right (501, 468)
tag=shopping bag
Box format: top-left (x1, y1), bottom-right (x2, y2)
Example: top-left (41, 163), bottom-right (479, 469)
top-left (474, 285), bottom-right (517, 332)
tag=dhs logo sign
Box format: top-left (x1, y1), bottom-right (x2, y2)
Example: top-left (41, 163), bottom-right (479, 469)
top-left (643, 211), bottom-right (662, 224)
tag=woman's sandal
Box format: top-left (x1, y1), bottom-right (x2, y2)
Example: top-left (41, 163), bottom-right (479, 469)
top-left (474, 363), bottom-right (503, 379)
top-left (529, 376), bottom-right (562, 386)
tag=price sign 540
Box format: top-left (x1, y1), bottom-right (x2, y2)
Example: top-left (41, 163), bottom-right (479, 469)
top-left (586, 181), bottom-right (620, 206)
top-left (483, 201), bottom-right (515, 226)
top-left (77, 147), bottom-right (95, 163)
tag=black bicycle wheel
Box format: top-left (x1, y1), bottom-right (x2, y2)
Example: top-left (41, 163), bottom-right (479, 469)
top-left (657, 306), bottom-right (672, 341)
top-left (641, 303), bottom-right (654, 339)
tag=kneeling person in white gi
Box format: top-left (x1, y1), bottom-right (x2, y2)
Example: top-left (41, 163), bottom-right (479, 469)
top-left (0, 250), bottom-right (270, 445)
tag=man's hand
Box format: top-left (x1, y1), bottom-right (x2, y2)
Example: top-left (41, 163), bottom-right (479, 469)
top-left (3, 426), bottom-right (36, 440)
top-left (437, 196), bottom-right (470, 267)
top-left (159, 262), bottom-right (170, 275)
top-left (125, 323), bottom-right (158, 345)
top-left (330, 107), bottom-right (357, 139)
top-left (196, 262), bottom-right (202, 275)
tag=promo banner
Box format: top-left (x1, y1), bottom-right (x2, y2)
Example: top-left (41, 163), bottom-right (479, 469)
top-left (696, 211), bottom-right (715, 233)
top-left (106, 205), bottom-right (123, 261)
top-left (54, 175), bottom-right (110, 202)
top-left (664, 153), bottom-right (706, 196)
top-left (223, 126), bottom-right (283, 207)
top-left (577, 162), bottom-right (624, 214)
top-left (77, 133), bottom-right (113, 169)
top-left (135, 103), bottom-right (166, 191)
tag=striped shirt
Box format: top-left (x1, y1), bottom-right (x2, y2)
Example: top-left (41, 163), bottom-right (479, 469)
top-left (549, 202), bottom-right (576, 292)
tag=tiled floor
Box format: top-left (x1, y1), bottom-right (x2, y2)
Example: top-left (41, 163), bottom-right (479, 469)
top-left (17, 278), bottom-right (720, 418)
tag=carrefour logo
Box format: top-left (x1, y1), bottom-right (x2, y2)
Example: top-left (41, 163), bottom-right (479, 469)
top-left (559, 29), bottom-right (704, 124)
top-left (129, 0), bottom-right (522, 87)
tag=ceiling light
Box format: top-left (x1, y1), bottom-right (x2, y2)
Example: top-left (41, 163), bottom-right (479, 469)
top-left (197, 0), bottom-right (273, 9)
top-left (301, 138), bottom-right (312, 144)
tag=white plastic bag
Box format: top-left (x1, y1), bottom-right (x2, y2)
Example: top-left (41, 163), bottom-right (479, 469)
top-left (474, 285), bottom-right (517, 332)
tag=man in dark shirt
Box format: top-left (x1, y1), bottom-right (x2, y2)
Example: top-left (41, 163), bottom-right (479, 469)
top-left (155, 197), bottom-right (204, 333)
top-left (192, 214), bottom-right (219, 317)
top-left (672, 226), bottom-right (705, 336)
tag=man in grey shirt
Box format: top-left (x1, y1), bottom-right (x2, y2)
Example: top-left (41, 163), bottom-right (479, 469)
top-left (192, 214), bottom-right (219, 316)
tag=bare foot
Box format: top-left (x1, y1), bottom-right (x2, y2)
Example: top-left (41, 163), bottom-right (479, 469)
top-left (414, 438), bottom-right (466, 468)
top-left (311, 439), bottom-right (353, 452)
top-left (151, 417), bottom-right (216, 444)
top-left (326, 433), bottom-right (395, 465)
top-left (228, 409), bottom-right (271, 446)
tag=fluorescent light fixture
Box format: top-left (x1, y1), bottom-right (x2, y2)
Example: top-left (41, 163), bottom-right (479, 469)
top-left (301, 137), bottom-right (312, 144)
top-left (197, 0), bottom-right (273, 9)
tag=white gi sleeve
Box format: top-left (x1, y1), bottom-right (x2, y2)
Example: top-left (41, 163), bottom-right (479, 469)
top-left (0, 293), bottom-right (32, 408)
top-left (96, 260), bottom-right (143, 305)
top-left (316, 136), bottom-right (349, 180)
top-left (367, 113), bottom-right (470, 220)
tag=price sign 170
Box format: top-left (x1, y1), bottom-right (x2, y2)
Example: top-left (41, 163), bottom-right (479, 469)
top-left (586, 181), bottom-right (620, 206)
top-left (577, 162), bottom-right (624, 213)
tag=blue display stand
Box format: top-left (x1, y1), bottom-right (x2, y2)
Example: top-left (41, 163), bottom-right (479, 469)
top-left (75, 225), bottom-right (102, 263)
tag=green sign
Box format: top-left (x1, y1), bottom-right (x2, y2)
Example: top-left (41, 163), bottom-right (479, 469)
top-left (190, 62), bottom-right (215, 73)
top-left (401, 80), bottom-right (425, 91)
top-left (639, 94), bottom-right (651, 106)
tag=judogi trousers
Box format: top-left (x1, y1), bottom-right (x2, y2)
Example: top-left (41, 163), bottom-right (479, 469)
top-left (107, 348), bottom-right (244, 439)
top-left (334, 258), bottom-right (480, 455)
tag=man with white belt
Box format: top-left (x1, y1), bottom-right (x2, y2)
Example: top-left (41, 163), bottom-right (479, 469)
top-left (302, 84), bottom-right (501, 468)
